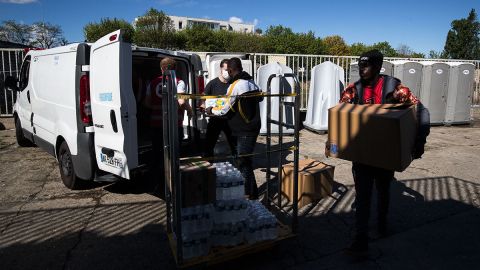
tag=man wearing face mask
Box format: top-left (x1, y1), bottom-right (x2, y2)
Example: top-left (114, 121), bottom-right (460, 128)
top-left (206, 57), bottom-right (263, 199)
top-left (202, 59), bottom-right (236, 158)
top-left (335, 50), bottom-right (430, 255)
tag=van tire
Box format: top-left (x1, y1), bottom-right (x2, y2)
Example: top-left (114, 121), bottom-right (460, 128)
top-left (58, 141), bottom-right (82, 190)
top-left (15, 117), bottom-right (34, 147)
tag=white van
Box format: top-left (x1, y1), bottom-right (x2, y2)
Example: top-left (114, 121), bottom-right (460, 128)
top-left (5, 30), bottom-right (204, 189)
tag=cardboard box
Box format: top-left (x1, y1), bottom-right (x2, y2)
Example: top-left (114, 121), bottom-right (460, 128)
top-left (179, 160), bottom-right (216, 207)
top-left (327, 103), bottom-right (417, 171)
top-left (282, 159), bottom-right (335, 208)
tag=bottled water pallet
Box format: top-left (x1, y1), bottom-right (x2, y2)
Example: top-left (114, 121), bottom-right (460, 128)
top-left (167, 220), bottom-right (294, 268)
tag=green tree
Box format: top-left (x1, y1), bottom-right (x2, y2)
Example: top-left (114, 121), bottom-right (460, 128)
top-left (296, 31), bottom-right (324, 54)
top-left (263, 25), bottom-right (301, 53)
top-left (443, 9), bottom-right (480, 59)
top-left (323, 35), bottom-right (350, 55)
top-left (349, 42), bottom-right (372, 56)
top-left (428, 50), bottom-right (442, 59)
top-left (179, 25), bottom-right (225, 52)
top-left (224, 32), bottom-right (265, 53)
top-left (370, 41), bottom-right (397, 57)
top-left (134, 8), bottom-right (176, 49)
top-left (0, 20), bottom-right (32, 45)
top-left (31, 22), bottom-right (66, 48)
top-left (84, 18), bottom-right (134, 42)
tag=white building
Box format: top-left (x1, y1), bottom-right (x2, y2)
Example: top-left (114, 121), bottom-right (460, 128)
top-left (168, 15), bottom-right (255, 34)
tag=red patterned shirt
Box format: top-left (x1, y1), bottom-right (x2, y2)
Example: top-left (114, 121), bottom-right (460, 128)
top-left (340, 77), bottom-right (419, 105)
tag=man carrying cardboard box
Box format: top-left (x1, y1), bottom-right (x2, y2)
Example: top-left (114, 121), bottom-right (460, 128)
top-left (334, 50), bottom-right (430, 254)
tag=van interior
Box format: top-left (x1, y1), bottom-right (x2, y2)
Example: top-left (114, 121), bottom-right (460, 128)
top-left (132, 52), bottom-right (194, 166)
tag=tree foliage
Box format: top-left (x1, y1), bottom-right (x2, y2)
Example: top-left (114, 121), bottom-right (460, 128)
top-left (323, 35), bottom-right (350, 55)
top-left (31, 22), bottom-right (65, 48)
top-left (77, 8), bottom-right (429, 58)
top-left (0, 20), bottom-right (32, 45)
top-left (443, 9), bottom-right (480, 60)
top-left (84, 18), bottom-right (134, 42)
top-left (134, 8), bottom-right (177, 49)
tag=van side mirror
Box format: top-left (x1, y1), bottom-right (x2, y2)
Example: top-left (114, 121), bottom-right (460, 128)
top-left (4, 76), bottom-right (19, 92)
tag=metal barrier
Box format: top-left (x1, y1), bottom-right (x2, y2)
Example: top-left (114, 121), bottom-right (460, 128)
top-left (0, 48), bottom-right (25, 116)
top-left (249, 53), bottom-right (480, 110)
top-left (2, 48), bottom-right (479, 116)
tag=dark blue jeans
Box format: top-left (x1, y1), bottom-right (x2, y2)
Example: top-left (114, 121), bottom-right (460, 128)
top-left (352, 163), bottom-right (394, 237)
top-left (236, 135), bottom-right (258, 199)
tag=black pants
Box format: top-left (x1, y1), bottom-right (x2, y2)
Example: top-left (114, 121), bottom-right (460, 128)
top-left (204, 118), bottom-right (236, 158)
top-left (236, 135), bottom-right (259, 199)
top-left (352, 163), bottom-right (394, 236)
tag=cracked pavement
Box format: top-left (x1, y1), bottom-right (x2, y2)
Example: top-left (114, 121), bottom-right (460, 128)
top-left (1, 110), bottom-right (480, 269)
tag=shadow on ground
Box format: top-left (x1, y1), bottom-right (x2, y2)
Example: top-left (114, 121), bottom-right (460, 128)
top-left (1, 176), bottom-right (479, 269)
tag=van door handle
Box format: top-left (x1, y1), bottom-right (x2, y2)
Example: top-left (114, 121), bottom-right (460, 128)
top-left (110, 110), bottom-right (118, 133)
top-left (27, 91), bottom-right (30, 103)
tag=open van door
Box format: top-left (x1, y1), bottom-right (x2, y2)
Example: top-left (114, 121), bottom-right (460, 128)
top-left (90, 30), bottom-right (138, 179)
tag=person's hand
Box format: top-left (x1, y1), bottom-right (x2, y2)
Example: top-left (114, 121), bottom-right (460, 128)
top-left (325, 140), bottom-right (330, 158)
top-left (205, 106), bottom-right (214, 116)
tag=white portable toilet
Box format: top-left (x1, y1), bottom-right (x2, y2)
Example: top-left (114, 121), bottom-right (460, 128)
top-left (303, 61), bottom-right (345, 132)
top-left (392, 60), bottom-right (423, 97)
top-left (381, 61), bottom-right (394, 76)
top-left (349, 60), bottom-right (393, 84)
top-left (445, 62), bottom-right (475, 125)
top-left (349, 61), bottom-right (360, 84)
top-left (420, 61), bottom-right (450, 125)
top-left (204, 53), bottom-right (251, 83)
top-left (256, 62), bottom-right (295, 135)
top-left (207, 59), bottom-right (252, 84)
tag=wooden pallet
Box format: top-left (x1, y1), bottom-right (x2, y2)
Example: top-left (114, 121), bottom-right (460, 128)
top-left (168, 221), bottom-right (295, 268)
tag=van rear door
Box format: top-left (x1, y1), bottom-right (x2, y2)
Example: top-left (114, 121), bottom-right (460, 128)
top-left (89, 30), bottom-right (138, 179)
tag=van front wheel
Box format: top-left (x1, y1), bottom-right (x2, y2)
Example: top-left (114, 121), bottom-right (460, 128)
top-left (58, 141), bottom-right (82, 189)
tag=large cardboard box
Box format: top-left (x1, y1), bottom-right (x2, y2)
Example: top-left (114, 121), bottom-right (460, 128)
top-left (282, 159), bottom-right (335, 208)
top-left (179, 160), bottom-right (216, 207)
top-left (327, 103), bottom-right (417, 171)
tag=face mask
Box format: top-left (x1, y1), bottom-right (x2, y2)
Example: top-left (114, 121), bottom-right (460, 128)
top-left (221, 70), bottom-right (230, 81)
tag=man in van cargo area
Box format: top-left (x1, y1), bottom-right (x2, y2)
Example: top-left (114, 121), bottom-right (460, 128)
top-left (336, 50), bottom-right (430, 254)
top-left (205, 57), bottom-right (263, 199)
top-left (201, 59), bottom-right (237, 158)
top-left (145, 57), bottom-right (193, 191)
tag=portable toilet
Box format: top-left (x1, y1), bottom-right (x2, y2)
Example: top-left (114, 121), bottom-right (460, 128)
top-left (392, 60), bottom-right (423, 97)
top-left (349, 61), bottom-right (360, 84)
top-left (420, 61), bottom-right (450, 125)
top-left (445, 62), bottom-right (475, 125)
top-left (381, 61), bottom-right (394, 76)
top-left (303, 61), bottom-right (345, 132)
top-left (207, 59), bottom-right (252, 84)
top-left (204, 53), bottom-right (251, 83)
top-left (349, 61), bottom-right (393, 84)
top-left (256, 62), bottom-right (295, 135)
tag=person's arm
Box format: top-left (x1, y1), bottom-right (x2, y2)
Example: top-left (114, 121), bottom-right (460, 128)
top-left (206, 82), bottom-right (237, 116)
top-left (200, 79), bottom-right (214, 109)
top-left (339, 84), bottom-right (356, 103)
top-left (392, 84), bottom-right (419, 104)
top-left (176, 80), bottom-right (193, 117)
top-left (393, 84), bottom-right (430, 159)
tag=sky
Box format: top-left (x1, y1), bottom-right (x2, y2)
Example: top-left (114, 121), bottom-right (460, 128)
top-left (0, 0), bottom-right (479, 55)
